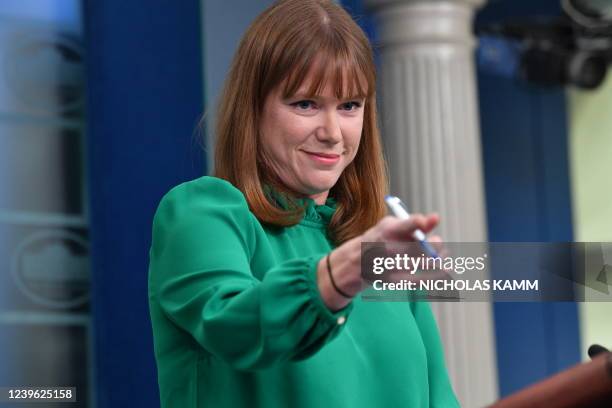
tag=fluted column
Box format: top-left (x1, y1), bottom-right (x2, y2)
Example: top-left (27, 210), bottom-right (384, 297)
top-left (364, 0), bottom-right (498, 406)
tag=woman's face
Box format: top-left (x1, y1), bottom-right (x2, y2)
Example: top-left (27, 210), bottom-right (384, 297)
top-left (259, 73), bottom-right (365, 204)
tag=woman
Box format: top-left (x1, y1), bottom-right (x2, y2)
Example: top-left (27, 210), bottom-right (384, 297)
top-left (148, 0), bottom-right (459, 407)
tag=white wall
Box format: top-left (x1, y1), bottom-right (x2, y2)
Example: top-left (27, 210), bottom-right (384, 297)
top-left (568, 69), bottom-right (612, 360)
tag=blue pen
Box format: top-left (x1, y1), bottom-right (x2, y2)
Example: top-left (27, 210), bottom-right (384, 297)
top-left (384, 195), bottom-right (440, 259)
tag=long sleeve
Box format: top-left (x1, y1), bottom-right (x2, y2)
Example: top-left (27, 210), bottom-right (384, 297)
top-left (410, 301), bottom-right (461, 407)
top-left (148, 177), bottom-right (352, 371)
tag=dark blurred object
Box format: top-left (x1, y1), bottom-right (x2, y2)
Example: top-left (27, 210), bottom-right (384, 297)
top-left (488, 352), bottom-right (612, 408)
top-left (477, 0), bottom-right (612, 89)
top-left (588, 344), bottom-right (610, 359)
top-left (563, 0), bottom-right (612, 30)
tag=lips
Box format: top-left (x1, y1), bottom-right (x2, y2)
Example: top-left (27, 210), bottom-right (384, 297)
top-left (301, 150), bottom-right (341, 165)
top-left (302, 151), bottom-right (341, 159)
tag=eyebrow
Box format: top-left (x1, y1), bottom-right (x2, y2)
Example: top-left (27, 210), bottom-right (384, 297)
top-left (290, 93), bottom-right (367, 101)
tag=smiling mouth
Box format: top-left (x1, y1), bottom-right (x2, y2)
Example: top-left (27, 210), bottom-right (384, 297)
top-left (302, 151), bottom-right (341, 158)
top-left (301, 150), bottom-right (342, 165)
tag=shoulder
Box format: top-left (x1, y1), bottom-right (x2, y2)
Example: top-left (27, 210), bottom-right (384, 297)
top-left (163, 175), bottom-right (245, 203)
top-left (153, 176), bottom-right (252, 227)
top-left (149, 177), bottom-right (260, 284)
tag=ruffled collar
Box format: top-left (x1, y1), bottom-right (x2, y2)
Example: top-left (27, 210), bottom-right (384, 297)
top-left (263, 184), bottom-right (337, 225)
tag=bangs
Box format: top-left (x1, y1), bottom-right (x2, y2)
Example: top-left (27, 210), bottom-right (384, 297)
top-left (281, 48), bottom-right (372, 101)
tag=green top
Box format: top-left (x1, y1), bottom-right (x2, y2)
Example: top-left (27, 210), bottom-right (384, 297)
top-left (148, 176), bottom-right (459, 408)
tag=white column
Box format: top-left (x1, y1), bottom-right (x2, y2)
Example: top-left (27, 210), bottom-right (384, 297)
top-left (364, 0), bottom-right (498, 406)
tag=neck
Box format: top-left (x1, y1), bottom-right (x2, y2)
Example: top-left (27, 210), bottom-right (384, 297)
top-left (309, 190), bottom-right (329, 205)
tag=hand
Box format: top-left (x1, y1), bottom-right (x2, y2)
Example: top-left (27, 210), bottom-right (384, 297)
top-left (317, 213), bottom-right (444, 311)
top-left (361, 214), bottom-right (445, 282)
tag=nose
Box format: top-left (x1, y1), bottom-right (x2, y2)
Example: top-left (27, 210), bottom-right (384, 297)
top-left (315, 110), bottom-right (342, 144)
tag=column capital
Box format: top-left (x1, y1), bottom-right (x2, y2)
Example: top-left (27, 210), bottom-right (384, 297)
top-left (364, 0), bottom-right (486, 48)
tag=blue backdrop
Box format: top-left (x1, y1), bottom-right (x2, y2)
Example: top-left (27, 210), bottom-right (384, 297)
top-left (83, 0), bottom-right (204, 406)
top-left (477, 0), bottom-right (581, 396)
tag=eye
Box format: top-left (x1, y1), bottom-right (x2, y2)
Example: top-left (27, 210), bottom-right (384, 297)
top-left (291, 100), bottom-right (316, 110)
top-left (341, 101), bottom-right (362, 111)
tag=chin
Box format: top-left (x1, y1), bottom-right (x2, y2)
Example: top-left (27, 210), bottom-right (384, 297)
top-left (304, 178), bottom-right (340, 194)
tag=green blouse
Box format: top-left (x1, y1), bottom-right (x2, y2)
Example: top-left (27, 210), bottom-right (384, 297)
top-left (148, 176), bottom-right (459, 408)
